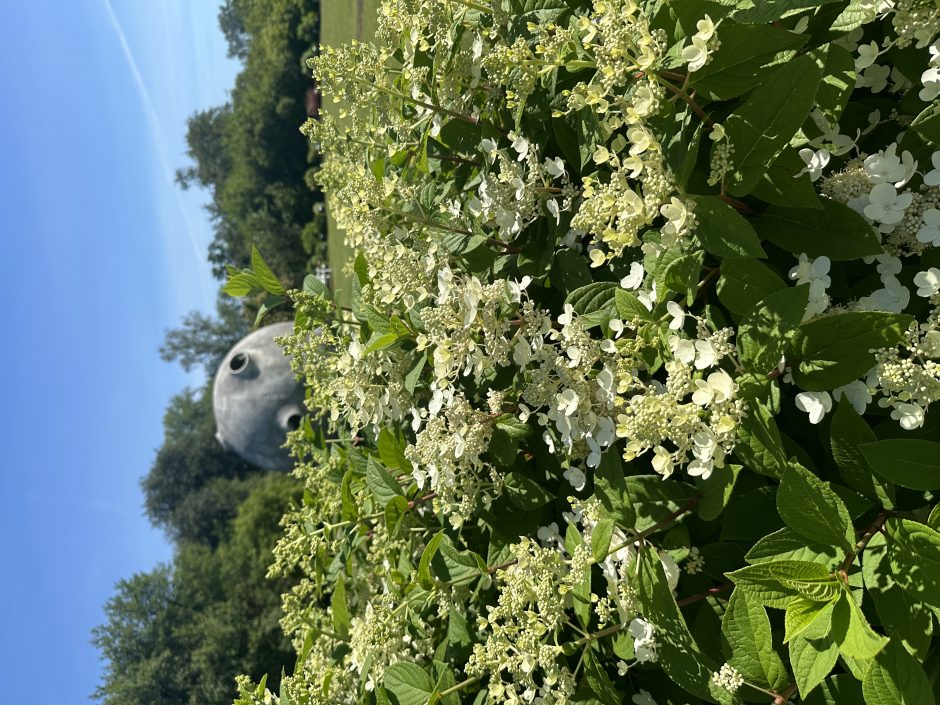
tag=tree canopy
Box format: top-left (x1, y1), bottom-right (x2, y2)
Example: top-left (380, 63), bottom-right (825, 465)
top-left (177, 0), bottom-right (324, 284)
top-left (93, 474), bottom-right (300, 705)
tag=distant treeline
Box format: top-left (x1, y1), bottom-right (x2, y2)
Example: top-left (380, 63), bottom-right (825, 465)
top-left (92, 2), bottom-right (321, 704)
top-left (177, 0), bottom-right (325, 285)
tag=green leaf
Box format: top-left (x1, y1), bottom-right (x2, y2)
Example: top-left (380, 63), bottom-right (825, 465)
top-left (331, 575), bottom-right (351, 638)
top-left (418, 532), bottom-right (444, 590)
top-left (734, 398), bottom-right (788, 479)
top-left (755, 199), bottom-right (882, 260)
top-left (565, 523), bottom-right (592, 629)
top-left (634, 547), bottom-right (731, 703)
top-left (726, 560), bottom-right (838, 608)
top-left (691, 21), bottom-right (806, 100)
top-left (362, 304), bottom-right (392, 334)
top-left (790, 631), bottom-right (839, 699)
top-left (251, 246), bottom-right (284, 295)
top-left (732, 0), bottom-right (840, 23)
top-left (445, 607), bottom-right (472, 659)
top-left (379, 428), bottom-right (413, 473)
top-left (830, 402), bottom-right (894, 508)
top-left (494, 414), bottom-right (532, 439)
top-left (784, 597), bottom-right (834, 643)
top-left (385, 495), bottom-right (409, 535)
top-left (831, 0), bottom-right (878, 31)
top-left (859, 439), bottom-right (940, 490)
top-left (910, 105), bottom-right (940, 147)
top-left (862, 639), bottom-right (933, 705)
top-left (255, 294), bottom-right (286, 327)
top-left (625, 476), bottom-right (696, 534)
top-left (582, 650), bottom-right (619, 705)
top-left (690, 195), bottom-right (766, 259)
top-left (929, 503), bottom-right (940, 531)
top-left (488, 427), bottom-right (518, 467)
top-left (790, 311), bottom-right (912, 391)
top-left (593, 449), bottom-right (635, 528)
top-left (777, 463), bottom-right (854, 553)
top-left (746, 527), bottom-right (841, 569)
top-left (751, 149), bottom-right (824, 210)
top-left (503, 472), bottom-right (554, 511)
top-left (864, 532), bottom-right (934, 659)
top-left (383, 662), bottom-right (437, 705)
top-left (696, 464), bottom-right (741, 522)
top-left (720, 590), bottom-right (788, 689)
top-left (591, 515), bottom-right (615, 563)
top-left (565, 281), bottom-right (617, 315)
top-left (404, 352), bottom-right (427, 395)
top-left (366, 457), bottom-right (404, 506)
top-left (716, 258), bottom-right (786, 316)
top-left (614, 289), bottom-right (653, 322)
top-left (886, 518), bottom-right (940, 610)
top-left (663, 251), bottom-right (704, 299)
top-left (737, 284), bottom-right (809, 375)
top-left (801, 674), bottom-right (865, 705)
top-left (831, 590), bottom-right (888, 660)
top-left (550, 249), bottom-right (592, 294)
top-left (340, 470), bottom-right (357, 521)
top-left (223, 272), bottom-right (260, 297)
top-left (810, 44), bottom-right (855, 124)
top-left (303, 273), bottom-right (330, 298)
top-left (430, 538), bottom-right (486, 585)
top-left (724, 55), bottom-right (822, 196)
top-left (364, 331), bottom-right (401, 353)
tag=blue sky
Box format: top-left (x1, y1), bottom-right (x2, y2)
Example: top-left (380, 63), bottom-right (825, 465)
top-left (0, 2), bottom-right (239, 701)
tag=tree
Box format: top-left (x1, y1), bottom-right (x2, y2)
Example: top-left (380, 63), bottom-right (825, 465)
top-left (93, 475), bottom-right (300, 705)
top-left (218, 0), bottom-right (250, 60)
top-left (177, 0), bottom-right (325, 283)
top-left (159, 294), bottom-right (250, 375)
top-left (142, 385), bottom-right (257, 546)
top-left (92, 566), bottom-right (189, 705)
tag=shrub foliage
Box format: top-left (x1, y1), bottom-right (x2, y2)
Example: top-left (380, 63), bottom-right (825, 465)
top-left (232, 1), bottom-right (940, 703)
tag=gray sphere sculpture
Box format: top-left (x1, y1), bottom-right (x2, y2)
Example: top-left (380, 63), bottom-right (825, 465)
top-left (213, 321), bottom-right (305, 471)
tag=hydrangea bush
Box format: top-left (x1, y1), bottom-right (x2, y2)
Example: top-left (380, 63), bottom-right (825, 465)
top-left (228, 1), bottom-right (940, 703)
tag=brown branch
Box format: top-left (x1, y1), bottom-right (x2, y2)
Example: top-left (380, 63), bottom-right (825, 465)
top-left (639, 496), bottom-right (701, 539)
top-left (437, 152), bottom-right (482, 167)
top-left (573, 622), bottom-right (626, 648)
top-left (486, 238), bottom-right (521, 253)
top-left (487, 558), bottom-right (518, 574)
top-left (659, 70), bottom-right (687, 82)
top-left (676, 582), bottom-right (733, 607)
top-left (695, 266), bottom-right (721, 300)
top-left (657, 76), bottom-right (714, 127)
top-left (771, 681), bottom-right (799, 704)
top-left (838, 511), bottom-right (888, 574)
top-left (719, 193), bottom-right (757, 216)
top-left (408, 492), bottom-right (437, 510)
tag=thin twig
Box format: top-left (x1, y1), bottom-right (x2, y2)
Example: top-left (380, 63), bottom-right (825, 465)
top-left (676, 582), bottom-right (733, 607)
top-left (639, 497), bottom-right (701, 539)
top-left (838, 511), bottom-right (888, 574)
top-left (719, 193), bottom-right (756, 216)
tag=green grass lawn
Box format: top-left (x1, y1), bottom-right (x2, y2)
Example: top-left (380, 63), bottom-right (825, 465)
top-left (320, 0), bottom-right (380, 307)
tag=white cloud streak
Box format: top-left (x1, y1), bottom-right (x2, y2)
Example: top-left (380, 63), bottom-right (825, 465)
top-left (100, 0), bottom-right (213, 311)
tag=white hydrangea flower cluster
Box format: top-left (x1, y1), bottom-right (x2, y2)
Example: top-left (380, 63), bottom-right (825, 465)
top-left (789, 253), bottom-right (831, 320)
top-left (859, 254), bottom-right (910, 314)
top-left (786, 24), bottom-right (940, 430)
top-left (406, 389), bottom-right (493, 525)
top-left (350, 597), bottom-right (433, 690)
top-left (711, 662), bottom-right (744, 693)
top-left (466, 538), bottom-right (578, 705)
top-left (870, 291), bottom-right (940, 430)
top-left (681, 15), bottom-right (719, 73)
top-left (259, 3), bottom-right (940, 705)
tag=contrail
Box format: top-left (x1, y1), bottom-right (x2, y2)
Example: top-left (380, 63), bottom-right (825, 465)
top-left (100, 0), bottom-right (213, 310)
